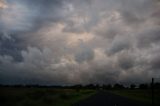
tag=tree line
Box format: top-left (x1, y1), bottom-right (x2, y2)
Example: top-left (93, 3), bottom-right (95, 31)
top-left (0, 83), bottom-right (160, 90)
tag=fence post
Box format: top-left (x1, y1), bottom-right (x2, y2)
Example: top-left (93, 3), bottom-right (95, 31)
top-left (152, 78), bottom-right (154, 106)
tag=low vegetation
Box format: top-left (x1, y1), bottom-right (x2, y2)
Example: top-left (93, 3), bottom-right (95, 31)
top-left (110, 89), bottom-right (160, 106)
top-left (0, 83), bottom-right (160, 106)
top-left (0, 87), bottom-right (96, 106)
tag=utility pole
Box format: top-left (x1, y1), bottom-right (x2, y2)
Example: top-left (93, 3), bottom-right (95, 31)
top-left (152, 78), bottom-right (154, 106)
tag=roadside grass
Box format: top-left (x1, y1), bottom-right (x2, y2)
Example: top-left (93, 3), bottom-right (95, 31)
top-left (109, 89), bottom-right (160, 106)
top-left (0, 87), bottom-right (96, 106)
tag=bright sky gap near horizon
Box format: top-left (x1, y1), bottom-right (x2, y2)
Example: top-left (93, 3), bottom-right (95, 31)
top-left (0, 0), bottom-right (160, 85)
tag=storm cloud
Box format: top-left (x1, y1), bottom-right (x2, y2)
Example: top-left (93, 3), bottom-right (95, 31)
top-left (0, 0), bottom-right (160, 85)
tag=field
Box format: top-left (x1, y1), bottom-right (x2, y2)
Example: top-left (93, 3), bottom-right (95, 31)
top-left (1, 87), bottom-right (160, 106)
top-left (110, 89), bottom-right (160, 106)
top-left (0, 87), bottom-right (96, 106)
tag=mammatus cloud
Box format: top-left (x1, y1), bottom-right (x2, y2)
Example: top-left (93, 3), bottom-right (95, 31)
top-left (0, 0), bottom-right (160, 85)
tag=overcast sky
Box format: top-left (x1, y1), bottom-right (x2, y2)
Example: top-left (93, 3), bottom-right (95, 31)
top-left (0, 0), bottom-right (160, 85)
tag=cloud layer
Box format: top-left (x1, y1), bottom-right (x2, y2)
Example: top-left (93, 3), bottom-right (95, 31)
top-left (0, 0), bottom-right (160, 85)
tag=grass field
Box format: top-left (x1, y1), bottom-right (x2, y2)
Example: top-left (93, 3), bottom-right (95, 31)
top-left (0, 87), bottom-right (96, 106)
top-left (110, 89), bottom-right (160, 106)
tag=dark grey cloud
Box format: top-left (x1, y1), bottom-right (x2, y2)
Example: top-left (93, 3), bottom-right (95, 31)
top-left (0, 0), bottom-right (66, 33)
top-left (120, 11), bottom-right (145, 26)
top-left (117, 53), bottom-right (135, 70)
top-left (75, 41), bottom-right (94, 63)
top-left (106, 35), bottom-right (133, 55)
top-left (151, 57), bottom-right (160, 70)
top-left (0, 0), bottom-right (160, 85)
top-left (137, 27), bottom-right (160, 48)
top-left (148, 47), bottom-right (160, 71)
top-left (0, 33), bottom-right (24, 61)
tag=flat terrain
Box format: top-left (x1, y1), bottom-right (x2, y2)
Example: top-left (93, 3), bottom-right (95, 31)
top-left (1, 87), bottom-right (159, 106)
top-left (75, 91), bottom-right (150, 106)
top-left (0, 87), bottom-right (96, 106)
top-left (111, 89), bottom-right (160, 106)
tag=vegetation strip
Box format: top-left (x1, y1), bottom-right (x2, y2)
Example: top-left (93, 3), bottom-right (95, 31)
top-left (109, 89), bottom-right (160, 106)
top-left (0, 87), bottom-right (96, 106)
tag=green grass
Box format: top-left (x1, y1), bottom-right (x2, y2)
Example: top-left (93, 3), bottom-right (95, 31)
top-left (0, 87), bottom-right (96, 106)
top-left (110, 89), bottom-right (160, 106)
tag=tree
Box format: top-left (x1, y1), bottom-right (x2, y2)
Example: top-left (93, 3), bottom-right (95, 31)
top-left (130, 84), bottom-right (136, 89)
top-left (139, 84), bottom-right (148, 89)
top-left (154, 83), bottom-right (160, 89)
top-left (113, 83), bottom-right (125, 89)
top-left (102, 84), bottom-right (112, 90)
